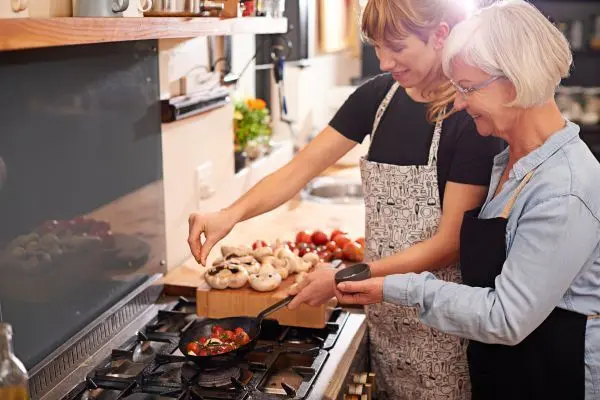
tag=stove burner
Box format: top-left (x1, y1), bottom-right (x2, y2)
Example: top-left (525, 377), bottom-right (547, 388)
top-left (181, 363), bottom-right (241, 388)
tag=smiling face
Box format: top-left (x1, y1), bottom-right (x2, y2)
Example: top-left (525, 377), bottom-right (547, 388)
top-left (449, 58), bottom-right (520, 136)
top-left (374, 32), bottom-right (442, 89)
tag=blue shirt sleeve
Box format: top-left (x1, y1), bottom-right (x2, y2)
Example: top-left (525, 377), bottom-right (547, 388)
top-left (383, 195), bottom-right (600, 345)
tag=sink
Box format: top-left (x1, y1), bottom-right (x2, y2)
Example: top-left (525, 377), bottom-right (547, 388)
top-left (300, 176), bottom-right (364, 204)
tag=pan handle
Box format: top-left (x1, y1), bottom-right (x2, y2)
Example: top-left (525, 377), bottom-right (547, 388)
top-left (257, 296), bottom-right (294, 324)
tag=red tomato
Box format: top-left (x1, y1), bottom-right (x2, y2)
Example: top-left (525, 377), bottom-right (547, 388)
top-left (252, 240), bottom-right (268, 250)
top-left (334, 234), bottom-right (351, 249)
top-left (330, 229), bottom-right (346, 241)
top-left (332, 248), bottom-right (344, 260)
top-left (320, 251), bottom-right (333, 262)
top-left (211, 325), bottom-right (224, 338)
top-left (343, 242), bottom-right (365, 262)
top-left (234, 327), bottom-right (245, 335)
top-left (186, 342), bottom-right (200, 355)
top-left (296, 231), bottom-right (312, 245)
top-left (198, 350), bottom-right (208, 356)
top-left (355, 237), bottom-right (366, 248)
top-left (285, 241), bottom-right (297, 251)
top-left (311, 230), bottom-right (329, 246)
top-left (325, 241), bottom-right (337, 252)
top-left (223, 330), bottom-right (235, 341)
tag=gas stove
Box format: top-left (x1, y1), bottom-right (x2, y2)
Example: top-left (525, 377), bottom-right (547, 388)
top-left (60, 297), bottom-right (353, 400)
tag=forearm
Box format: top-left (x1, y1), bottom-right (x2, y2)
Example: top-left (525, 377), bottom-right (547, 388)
top-left (369, 233), bottom-right (459, 277)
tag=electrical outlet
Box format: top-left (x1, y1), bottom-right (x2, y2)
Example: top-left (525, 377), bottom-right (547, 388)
top-left (195, 162), bottom-right (215, 201)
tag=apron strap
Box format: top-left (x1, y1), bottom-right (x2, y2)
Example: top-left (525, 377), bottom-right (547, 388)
top-left (499, 171), bottom-right (535, 219)
top-left (367, 82), bottom-right (400, 159)
top-left (589, 315), bottom-right (600, 320)
top-left (428, 117), bottom-right (443, 166)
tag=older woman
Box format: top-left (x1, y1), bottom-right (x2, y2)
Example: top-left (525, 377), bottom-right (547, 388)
top-left (335, 1), bottom-right (600, 399)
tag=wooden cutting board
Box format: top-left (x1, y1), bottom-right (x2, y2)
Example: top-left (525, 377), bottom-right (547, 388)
top-left (162, 264), bottom-right (209, 297)
top-left (196, 264), bottom-right (338, 329)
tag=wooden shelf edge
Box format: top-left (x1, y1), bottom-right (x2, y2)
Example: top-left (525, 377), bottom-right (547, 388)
top-left (0, 16), bottom-right (287, 52)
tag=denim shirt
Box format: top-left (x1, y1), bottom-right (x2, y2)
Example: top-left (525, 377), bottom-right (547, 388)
top-left (384, 121), bottom-right (600, 398)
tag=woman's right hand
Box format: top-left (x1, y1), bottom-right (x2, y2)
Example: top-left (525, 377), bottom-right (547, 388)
top-left (188, 210), bottom-right (237, 265)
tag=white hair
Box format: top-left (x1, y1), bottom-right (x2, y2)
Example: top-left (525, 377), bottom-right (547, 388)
top-left (442, 0), bottom-right (573, 108)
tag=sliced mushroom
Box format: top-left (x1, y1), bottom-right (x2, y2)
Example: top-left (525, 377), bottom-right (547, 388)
top-left (233, 255), bottom-right (261, 274)
top-left (251, 246), bottom-right (273, 262)
top-left (221, 245), bottom-right (251, 259)
top-left (302, 252), bottom-right (320, 267)
top-left (249, 271), bottom-right (282, 292)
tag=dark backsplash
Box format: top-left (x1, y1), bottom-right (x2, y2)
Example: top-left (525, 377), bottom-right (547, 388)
top-left (0, 40), bottom-right (166, 369)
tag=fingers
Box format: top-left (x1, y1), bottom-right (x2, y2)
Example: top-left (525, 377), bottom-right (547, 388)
top-left (334, 287), bottom-right (368, 305)
top-left (199, 235), bottom-right (218, 267)
top-left (288, 277), bottom-right (314, 310)
top-left (187, 214), bottom-right (204, 264)
top-left (337, 280), bottom-right (368, 293)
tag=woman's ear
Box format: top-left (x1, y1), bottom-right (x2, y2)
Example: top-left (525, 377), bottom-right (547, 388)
top-left (433, 22), bottom-right (450, 50)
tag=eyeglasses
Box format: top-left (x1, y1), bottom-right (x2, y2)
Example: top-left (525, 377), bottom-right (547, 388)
top-left (450, 75), bottom-right (503, 99)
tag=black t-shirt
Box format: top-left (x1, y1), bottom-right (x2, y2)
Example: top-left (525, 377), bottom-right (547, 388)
top-left (329, 73), bottom-right (505, 203)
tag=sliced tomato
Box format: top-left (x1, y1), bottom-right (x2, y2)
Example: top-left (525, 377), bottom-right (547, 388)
top-left (199, 336), bottom-right (208, 344)
top-left (198, 349), bottom-right (208, 356)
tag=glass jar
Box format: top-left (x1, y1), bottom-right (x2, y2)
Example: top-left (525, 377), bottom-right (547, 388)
top-left (0, 323), bottom-right (30, 400)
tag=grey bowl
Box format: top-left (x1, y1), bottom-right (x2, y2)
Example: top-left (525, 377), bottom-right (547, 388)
top-left (335, 263), bottom-right (371, 285)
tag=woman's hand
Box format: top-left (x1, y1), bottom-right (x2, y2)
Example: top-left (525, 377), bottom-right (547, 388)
top-left (287, 267), bottom-right (337, 309)
top-left (188, 210), bottom-right (238, 265)
top-left (334, 277), bottom-right (385, 305)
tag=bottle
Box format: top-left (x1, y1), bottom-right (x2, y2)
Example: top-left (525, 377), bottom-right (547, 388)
top-left (0, 323), bottom-right (29, 400)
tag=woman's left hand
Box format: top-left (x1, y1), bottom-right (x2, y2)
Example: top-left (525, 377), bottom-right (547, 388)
top-left (334, 277), bottom-right (385, 305)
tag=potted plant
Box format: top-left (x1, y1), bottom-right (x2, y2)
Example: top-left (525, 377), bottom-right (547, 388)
top-left (233, 97), bottom-right (272, 171)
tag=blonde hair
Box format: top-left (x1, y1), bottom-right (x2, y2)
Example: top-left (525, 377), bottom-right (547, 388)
top-left (442, 0), bottom-right (572, 107)
top-left (361, 0), bottom-right (468, 122)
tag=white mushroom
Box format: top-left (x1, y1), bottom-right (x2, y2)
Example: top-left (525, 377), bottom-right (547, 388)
top-left (275, 266), bottom-right (290, 279)
top-left (221, 245), bottom-right (251, 259)
top-left (294, 260), bottom-right (313, 274)
top-left (262, 256), bottom-right (286, 269)
top-left (233, 256), bottom-right (261, 274)
top-left (251, 246), bottom-right (273, 262)
top-left (274, 247), bottom-right (294, 259)
top-left (302, 252), bottom-right (320, 267)
top-left (204, 266), bottom-right (231, 290)
top-left (295, 271), bottom-right (308, 284)
top-left (249, 271), bottom-right (282, 292)
top-left (204, 265), bottom-right (249, 289)
top-left (227, 266), bottom-right (249, 288)
top-left (212, 257), bottom-right (225, 267)
top-left (258, 263), bottom-right (276, 275)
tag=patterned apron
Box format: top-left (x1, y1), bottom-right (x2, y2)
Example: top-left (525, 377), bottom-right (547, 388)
top-left (360, 82), bottom-right (471, 400)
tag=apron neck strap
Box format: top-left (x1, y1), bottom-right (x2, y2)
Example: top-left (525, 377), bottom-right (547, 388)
top-left (368, 82), bottom-right (400, 159)
top-left (499, 171), bottom-right (535, 219)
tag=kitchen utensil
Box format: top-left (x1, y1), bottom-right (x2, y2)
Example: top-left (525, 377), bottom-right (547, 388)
top-left (185, 0), bottom-right (201, 13)
top-left (335, 263), bottom-right (371, 286)
top-left (124, 0), bottom-right (152, 16)
top-left (150, 0), bottom-right (176, 12)
top-left (0, 0), bottom-right (28, 18)
top-left (179, 296), bottom-right (294, 370)
top-left (73, 0), bottom-right (129, 17)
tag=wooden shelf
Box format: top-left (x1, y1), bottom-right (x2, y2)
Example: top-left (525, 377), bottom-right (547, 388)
top-left (0, 16), bottom-right (287, 52)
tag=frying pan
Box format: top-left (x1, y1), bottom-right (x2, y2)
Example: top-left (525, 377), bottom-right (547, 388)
top-left (178, 295), bottom-right (294, 370)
